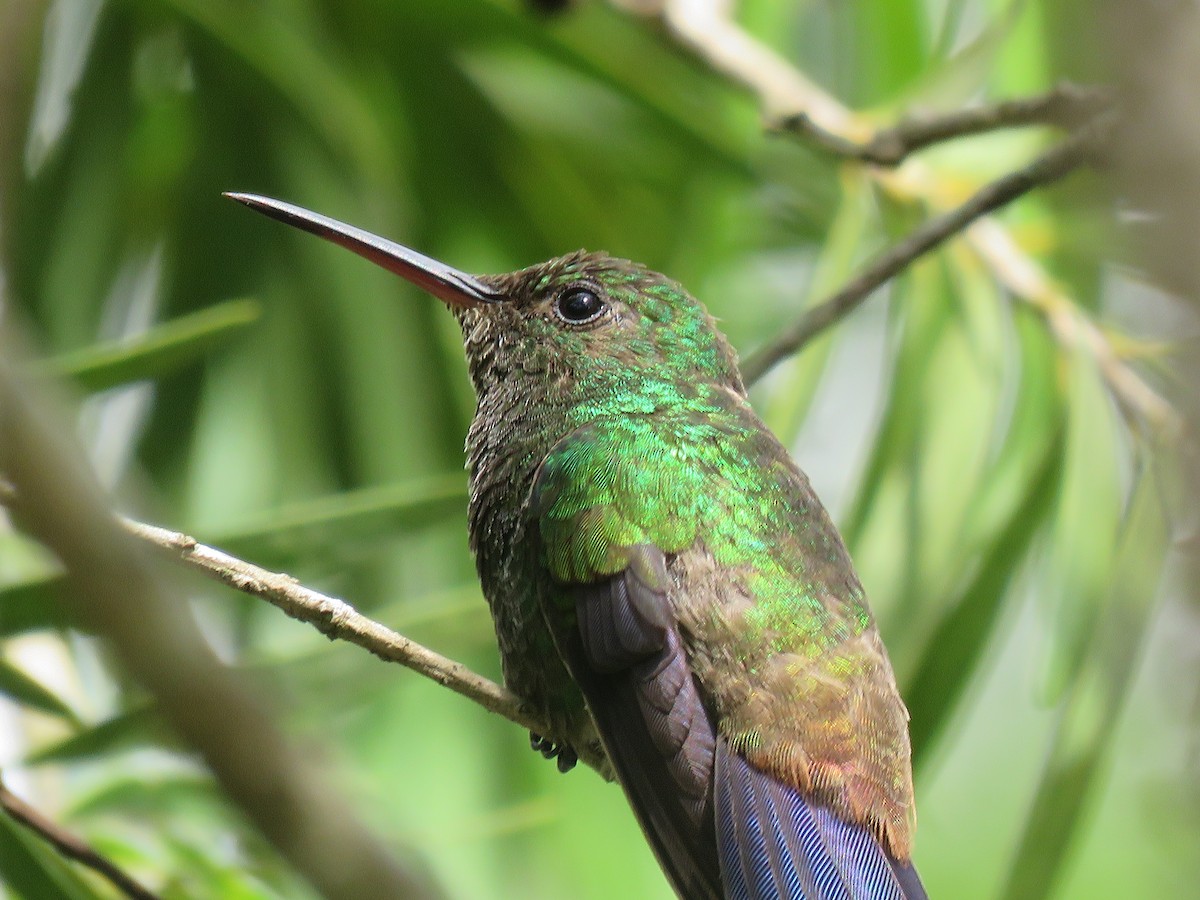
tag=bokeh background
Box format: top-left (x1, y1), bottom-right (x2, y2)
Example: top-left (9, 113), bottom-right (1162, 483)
top-left (1, 1), bottom-right (1197, 898)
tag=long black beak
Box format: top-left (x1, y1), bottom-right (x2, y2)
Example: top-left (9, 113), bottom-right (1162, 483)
top-left (224, 192), bottom-right (504, 308)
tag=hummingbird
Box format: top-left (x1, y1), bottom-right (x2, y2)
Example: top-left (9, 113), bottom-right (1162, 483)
top-left (227, 192), bottom-right (927, 900)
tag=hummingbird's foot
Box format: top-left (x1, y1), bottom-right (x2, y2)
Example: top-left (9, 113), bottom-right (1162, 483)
top-left (529, 732), bottom-right (578, 773)
top-left (555, 745), bottom-right (578, 773)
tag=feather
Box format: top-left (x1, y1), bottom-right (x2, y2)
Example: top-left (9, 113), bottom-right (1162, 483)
top-left (715, 741), bottom-right (927, 900)
top-left (560, 548), bottom-right (723, 900)
top-left (559, 544), bottom-right (927, 900)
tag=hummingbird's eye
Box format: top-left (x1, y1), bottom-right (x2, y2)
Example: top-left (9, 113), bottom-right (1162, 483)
top-left (554, 286), bottom-right (607, 326)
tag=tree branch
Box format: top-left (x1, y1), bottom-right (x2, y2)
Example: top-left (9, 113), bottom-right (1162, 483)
top-left (119, 519), bottom-right (610, 762)
top-left (0, 771), bottom-right (160, 900)
top-left (740, 120), bottom-right (1107, 384)
top-left (614, 0), bottom-right (1174, 432)
top-left (614, 0), bottom-right (856, 131)
top-left (0, 478), bottom-right (608, 776)
top-left (778, 83), bottom-right (1113, 166)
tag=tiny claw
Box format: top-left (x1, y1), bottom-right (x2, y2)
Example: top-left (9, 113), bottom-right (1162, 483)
top-left (528, 732), bottom-right (576, 770)
top-left (556, 747), bottom-right (578, 773)
top-left (530, 733), bottom-right (558, 758)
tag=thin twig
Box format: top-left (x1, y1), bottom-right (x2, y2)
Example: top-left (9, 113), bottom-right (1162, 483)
top-left (617, 0), bottom-right (1173, 431)
top-left (779, 83), bottom-right (1112, 166)
top-left (966, 217), bottom-right (1178, 433)
top-left (123, 518), bottom-right (603, 773)
top-left (0, 771), bottom-right (160, 900)
top-left (122, 522), bottom-right (545, 738)
top-left (613, 0), bottom-right (855, 130)
top-left (741, 119), bottom-right (1108, 384)
top-left (0, 480), bottom-right (607, 776)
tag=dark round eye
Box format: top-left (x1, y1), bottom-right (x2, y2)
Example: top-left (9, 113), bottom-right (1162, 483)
top-left (554, 286), bottom-right (607, 325)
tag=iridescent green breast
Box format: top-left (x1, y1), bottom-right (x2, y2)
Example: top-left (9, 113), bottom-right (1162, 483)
top-left (533, 384), bottom-right (870, 640)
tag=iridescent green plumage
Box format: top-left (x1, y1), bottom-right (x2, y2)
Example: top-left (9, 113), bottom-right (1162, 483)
top-left (229, 194), bottom-right (924, 899)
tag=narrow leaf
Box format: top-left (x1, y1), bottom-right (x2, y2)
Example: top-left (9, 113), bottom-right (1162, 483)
top-left (37, 299), bottom-right (261, 393)
top-left (0, 810), bottom-right (108, 900)
top-left (212, 474), bottom-right (468, 561)
top-left (1000, 460), bottom-right (1171, 900)
top-left (0, 574), bottom-right (73, 637)
top-left (907, 430), bottom-right (1062, 770)
top-left (0, 659), bottom-right (80, 725)
top-left (27, 707), bottom-right (165, 765)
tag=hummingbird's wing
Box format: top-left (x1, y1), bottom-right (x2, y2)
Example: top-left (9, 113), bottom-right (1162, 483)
top-left (532, 415), bottom-right (927, 900)
top-left (548, 552), bottom-right (925, 900)
top-left (558, 544), bottom-right (723, 899)
top-left (713, 736), bottom-right (927, 899)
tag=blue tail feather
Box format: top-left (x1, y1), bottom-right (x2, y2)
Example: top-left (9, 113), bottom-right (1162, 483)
top-left (715, 740), bottom-right (927, 900)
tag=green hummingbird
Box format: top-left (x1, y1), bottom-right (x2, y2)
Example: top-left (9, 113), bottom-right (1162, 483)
top-left (228, 192), bottom-right (926, 900)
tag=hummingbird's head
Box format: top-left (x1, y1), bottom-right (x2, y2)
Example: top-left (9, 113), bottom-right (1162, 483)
top-left (459, 251), bottom-right (744, 403)
top-left (225, 194), bottom-right (745, 412)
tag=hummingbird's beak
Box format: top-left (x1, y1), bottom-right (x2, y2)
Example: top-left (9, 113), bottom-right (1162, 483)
top-left (224, 192), bottom-right (504, 308)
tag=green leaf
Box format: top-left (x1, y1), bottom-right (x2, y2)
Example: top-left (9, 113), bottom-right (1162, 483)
top-left (208, 474), bottom-right (468, 562)
top-left (160, 0), bottom-right (396, 185)
top-left (27, 707), bottom-right (166, 765)
top-left (842, 248), bottom-right (952, 552)
top-left (0, 810), bottom-right (109, 900)
top-left (1000, 459), bottom-right (1172, 900)
top-left (0, 574), bottom-right (72, 638)
top-left (36, 299), bottom-right (261, 393)
top-left (22, 0), bottom-right (105, 175)
top-left (0, 659), bottom-right (80, 725)
top-left (903, 0), bottom-right (1027, 110)
top-left (70, 774), bottom-right (214, 819)
top-left (852, 0), bottom-right (929, 102)
top-left (758, 170), bottom-right (875, 440)
top-left (0, 476), bottom-right (467, 621)
top-left (907, 428), bottom-right (1062, 770)
top-left (1044, 346), bottom-right (1124, 697)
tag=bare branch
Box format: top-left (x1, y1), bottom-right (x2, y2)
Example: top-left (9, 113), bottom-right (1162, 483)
top-left (117, 520), bottom-right (593, 758)
top-left (741, 120), bottom-right (1108, 384)
top-left (123, 519), bottom-right (607, 773)
top-left (779, 83), bottom-right (1113, 166)
top-left (0, 771), bottom-right (160, 900)
top-left (0, 478), bottom-right (608, 776)
top-left (614, 0), bottom-right (856, 131)
top-left (966, 217), bottom-right (1178, 434)
top-left (614, 1), bottom-right (1173, 432)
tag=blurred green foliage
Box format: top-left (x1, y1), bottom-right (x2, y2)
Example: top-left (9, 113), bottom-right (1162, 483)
top-left (0, 0), bottom-right (1195, 898)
